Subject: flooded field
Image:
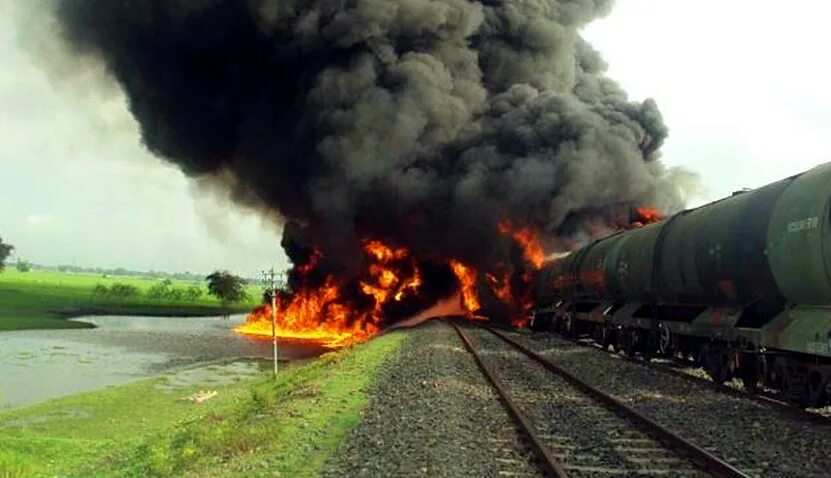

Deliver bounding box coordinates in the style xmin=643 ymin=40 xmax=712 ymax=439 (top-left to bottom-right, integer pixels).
xmin=0 ymin=315 xmax=328 ymax=409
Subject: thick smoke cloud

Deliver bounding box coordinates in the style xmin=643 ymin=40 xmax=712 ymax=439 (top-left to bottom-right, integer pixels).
xmin=50 ymin=0 xmax=689 ymax=293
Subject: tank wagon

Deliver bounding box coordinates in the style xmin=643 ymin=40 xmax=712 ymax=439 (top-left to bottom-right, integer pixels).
xmin=532 ymin=163 xmax=831 ymax=406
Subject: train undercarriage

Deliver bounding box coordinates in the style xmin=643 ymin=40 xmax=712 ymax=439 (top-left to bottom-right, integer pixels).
xmin=532 ymin=301 xmax=831 ymax=408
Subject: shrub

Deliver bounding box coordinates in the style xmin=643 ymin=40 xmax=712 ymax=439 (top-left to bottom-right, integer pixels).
xmin=166 ymin=288 xmax=184 ymax=301
xmin=185 ymin=285 xmax=203 ymax=302
xmin=109 ymin=283 xmax=139 ymax=299
xmin=147 ymin=279 xmax=173 ymax=300
xmin=92 ymin=284 xmax=110 ymax=298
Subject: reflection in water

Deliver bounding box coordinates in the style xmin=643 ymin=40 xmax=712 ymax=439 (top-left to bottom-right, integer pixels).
xmin=0 ymin=315 xmax=327 ymax=409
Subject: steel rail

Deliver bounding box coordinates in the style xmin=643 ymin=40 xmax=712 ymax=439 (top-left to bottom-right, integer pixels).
xmin=450 ymin=322 xmax=567 ymax=478
xmin=644 ymin=356 xmax=831 ymax=424
xmin=484 ymin=326 xmax=752 ymax=478
xmin=552 ymin=331 xmax=831 ymax=426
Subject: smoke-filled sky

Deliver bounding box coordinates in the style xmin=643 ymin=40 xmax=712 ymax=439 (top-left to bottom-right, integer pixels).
xmin=1 ymin=0 xmax=829 ymax=277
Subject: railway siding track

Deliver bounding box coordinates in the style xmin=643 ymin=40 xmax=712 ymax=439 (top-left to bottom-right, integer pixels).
xmin=538 ymin=327 xmax=831 ymax=424
xmin=452 ymin=322 xmax=750 ymax=477
xmin=502 ymin=328 xmax=831 ymax=478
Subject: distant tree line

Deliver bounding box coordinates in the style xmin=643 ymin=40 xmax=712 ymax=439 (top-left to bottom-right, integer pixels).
xmin=2 ymin=254 xmax=260 ymax=284
xmin=46 ymin=264 xmax=209 ymax=282
xmin=90 ymin=272 xmax=248 ymax=306
xmin=91 ymin=280 xmax=205 ymax=302
xmin=29 ymin=264 xmax=257 ymax=283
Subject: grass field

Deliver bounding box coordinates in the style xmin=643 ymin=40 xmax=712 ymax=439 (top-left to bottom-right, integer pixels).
xmin=0 ymin=330 xmax=407 ymax=477
xmin=0 ymin=269 xmax=263 ymax=332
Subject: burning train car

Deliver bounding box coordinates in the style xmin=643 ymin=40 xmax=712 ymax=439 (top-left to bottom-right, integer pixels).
xmin=532 ymin=162 xmax=831 ymax=407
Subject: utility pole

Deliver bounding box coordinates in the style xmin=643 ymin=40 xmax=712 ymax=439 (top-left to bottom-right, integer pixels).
xmin=263 ymin=268 xmax=279 ymax=379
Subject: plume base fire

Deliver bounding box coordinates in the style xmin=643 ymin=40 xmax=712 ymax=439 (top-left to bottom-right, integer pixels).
xmin=233 ymin=210 xmax=661 ymax=348
xmin=234 ymin=303 xmax=377 ymax=349
xmin=233 ymin=225 xmax=549 ymax=348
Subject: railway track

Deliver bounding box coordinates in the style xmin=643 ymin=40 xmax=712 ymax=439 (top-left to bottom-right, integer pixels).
xmin=536 ymin=329 xmax=831 ymax=425
xmin=450 ymin=321 xmax=752 ymax=478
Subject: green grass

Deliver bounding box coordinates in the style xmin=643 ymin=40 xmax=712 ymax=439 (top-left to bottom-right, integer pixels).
xmin=0 ymin=331 xmax=407 ymax=477
xmin=0 ymin=270 xmax=262 ymax=332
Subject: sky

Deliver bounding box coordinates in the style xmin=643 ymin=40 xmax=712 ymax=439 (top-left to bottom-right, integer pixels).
xmin=1 ymin=0 xmax=830 ymax=276
xmin=0 ymin=1 xmax=286 ymax=277
xmin=584 ymin=0 xmax=831 ymax=201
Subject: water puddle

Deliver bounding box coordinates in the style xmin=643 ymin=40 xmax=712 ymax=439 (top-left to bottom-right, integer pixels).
xmin=0 ymin=315 xmax=327 ymax=409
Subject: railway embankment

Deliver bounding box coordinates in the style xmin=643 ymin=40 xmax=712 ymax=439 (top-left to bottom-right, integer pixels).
xmin=323 ymin=320 xmax=539 ymax=477
xmin=0 ymin=331 xmax=406 ymax=477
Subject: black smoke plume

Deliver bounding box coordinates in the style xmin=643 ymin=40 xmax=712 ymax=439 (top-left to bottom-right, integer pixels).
xmin=49 ymin=0 xmax=691 ymax=323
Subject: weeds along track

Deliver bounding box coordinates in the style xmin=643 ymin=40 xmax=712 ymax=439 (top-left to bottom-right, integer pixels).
xmin=451 ymin=322 xmax=751 ymax=478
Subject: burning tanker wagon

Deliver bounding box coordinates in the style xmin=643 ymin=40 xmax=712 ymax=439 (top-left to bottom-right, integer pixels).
xmin=51 ymin=1 xmax=691 ymax=344
xmin=533 ymin=162 xmax=831 ymax=407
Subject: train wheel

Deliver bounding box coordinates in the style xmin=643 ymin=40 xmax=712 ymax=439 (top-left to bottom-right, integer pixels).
xmin=600 ymin=325 xmax=615 ymax=350
xmin=592 ymin=325 xmax=602 ymax=344
xmin=678 ymin=343 xmax=693 ymax=363
xmin=565 ymin=315 xmax=576 ymax=338
xmin=703 ymin=343 xmax=734 ymax=384
xmin=549 ymin=316 xmax=561 ymax=333
xmin=806 ymin=370 xmax=827 ymax=408
xmin=641 ymin=332 xmax=659 ymax=362
xmin=767 ymin=359 xmax=785 ymax=390
xmin=609 ymin=327 xmax=621 ymax=353
xmin=623 ymin=329 xmax=639 ymax=358
xmin=783 ymin=369 xmax=809 ymax=406
xmin=738 ymin=352 xmax=761 ymax=394
xmin=599 ymin=326 xmax=612 ymax=351
xmin=563 ymin=314 xmax=578 ymax=338
xmin=615 ymin=329 xmax=629 ymax=355
xmin=555 ymin=315 xmax=566 ymax=335
xmin=701 ymin=344 xmax=718 ymax=382
xmin=658 ymin=323 xmax=672 ymax=356
xmin=684 ymin=339 xmax=703 ymax=365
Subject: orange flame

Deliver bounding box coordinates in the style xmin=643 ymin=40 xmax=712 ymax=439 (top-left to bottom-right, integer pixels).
xmin=486 ymin=272 xmax=512 ymax=303
xmin=395 ymin=265 xmax=421 ymax=301
xmin=450 ymin=260 xmax=480 ymax=314
xmin=297 ymin=248 xmax=323 ymax=274
xmin=235 ymin=240 xmax=424 ymax=348
xmin=498 ymin=222 xmax=545 ymax=269
xmin=511 ymin=315 xmax=531 ymax=329
xmin=634 ymin=206 xmax=664 ymax=226
xmin=364 ymin=240 xmax=409 ymax=262
xmin=234 ymin=279 xmax=381 ymax=348
xmin=235 ymin=231 xmax=543 ymax=346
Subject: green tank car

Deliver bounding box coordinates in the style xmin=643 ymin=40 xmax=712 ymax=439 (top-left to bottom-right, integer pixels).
xmin=532 ymin=162 xmax=831 ymax=407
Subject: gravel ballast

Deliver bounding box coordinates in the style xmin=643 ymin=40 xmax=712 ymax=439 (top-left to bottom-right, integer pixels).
xmin=506 ymin=330 xmax=831 ymax=478
xmin=322 ymin=321 xmax=540 ymax=478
